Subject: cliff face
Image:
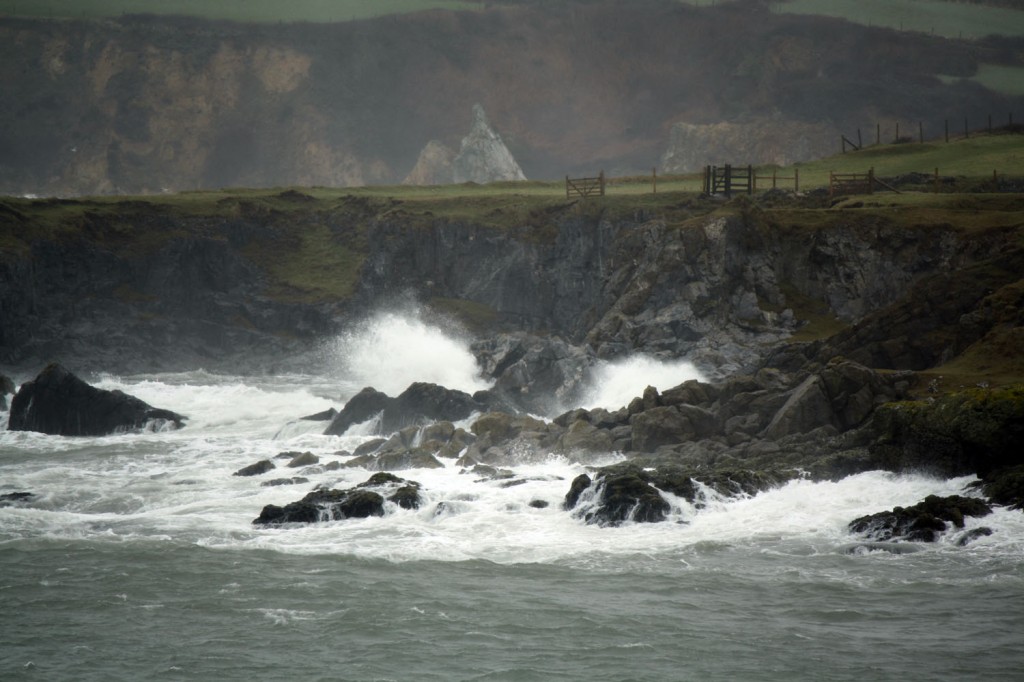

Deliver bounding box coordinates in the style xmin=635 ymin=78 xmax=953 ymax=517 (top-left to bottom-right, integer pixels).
xmin=2 ymin=2 xmax=1020 ymax=197
xmin=3 ymin=191 xmax=1018 ymax=379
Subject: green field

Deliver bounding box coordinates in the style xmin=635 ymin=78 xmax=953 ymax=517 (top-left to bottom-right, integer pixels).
xmin=773 ymin=0 xmax=1024 ymax=38
xmin=0 ymin=0 xmax=477 ymax=23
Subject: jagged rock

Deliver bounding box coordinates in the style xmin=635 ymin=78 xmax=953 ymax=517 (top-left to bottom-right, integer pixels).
xmin=324 ymin=382 xmax=484 ymax=436
xmin=346 ymin=448 xmax=444 ymax=471
xmin=563 ymin=474 xmax=592 ymax=510
xmin=451 ymin=104 xmax=526 ymax=184
xmin=234 ymin=460 xmax=275 ymax=477
xmin=403 ymin=140 xmax=456 ymax=186
xmin=8 ymin=363 xmax=186 ymax=436
xmin=981 ymin=465 xmax=1024 ymax=510
xmin=759 ymin=375 xmax=835 ymax=440
xmin=352 ymin=438 xmax=387 ymax=457
xmin=849 ymin=495 xmax=992 ymax=542
xmin=473 ymin=333 xmax=595 ymax=415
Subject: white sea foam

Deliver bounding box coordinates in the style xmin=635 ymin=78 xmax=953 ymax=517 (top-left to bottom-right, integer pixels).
xmin=582 ymin=355 xmax=705 ymax=411
xmin=2 ymin=371 xmax=1021 ymax=567
xmin=323 ymin=310 xmax=491 ymax=397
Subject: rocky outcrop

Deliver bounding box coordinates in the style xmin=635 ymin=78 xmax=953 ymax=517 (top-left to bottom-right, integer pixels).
xmin=7 ymin=363 xmax=186 ymax=436
xmin=253 ymin=472 xmax=421 ymax=525
xmin=234 ymin=460 xmax=275 ymax=477
xmin=848 ymin=495 xmax=992 ymax=543
xmin=452 ymin=105 xmax=526 ymax=185
xmin=323 ymin=382 xmax=485 ymax=437
xmin=403 ymin=140 xmax=456 ymax=186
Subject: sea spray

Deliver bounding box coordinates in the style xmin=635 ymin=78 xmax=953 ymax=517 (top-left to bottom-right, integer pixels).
xmin=582 ymin=355 xmax=706 ymax=411
xmin=324 ymin=310 xmax=492 ymax=397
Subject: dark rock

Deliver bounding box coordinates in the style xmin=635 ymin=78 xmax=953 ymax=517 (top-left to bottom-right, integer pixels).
xmin=324 ymin=382 xmax=483 ymax=436
xmin=0 ymin=491 xmax=35 ymax=507
xmin=563 ymin=474 xmax=592 ymax=510
xmin=473 ymin=333 xmax=595 ymax=415
xmin=389 ymin=485 xmax=422 ymax=510
xmin=253 ymin=487 xmax=386 ymax=526
xmin=982 ymin=465 xmax=1024 ymax=510
xmin=261 ymin=477 xmax=309 ymax=487
xmin=848 ymin=495 xmax=993 ymax=543
xmin=352 ymin=438 xmax=387 ymax=457
xmin=869 ymin=385 xmax=1024 ymax=478
xmin=8 ymin=363 xmax=186 ymax=436
xmin=629 ymin=404 xmax=716 ymax=451
xmin=0 ymin=373 xmax=14 ymax=411
xmin=529 ymin=499 xmax=550 ymax=509
xmin=587 ymin=467 xmax=670 ymax=525
xmin=323 ymin=387 xmax=391 ymax=436
xmin=955 ymin=527 xmax=993 ymax=546
xmin=233 ymin=460 xmax=275 ymax=477
xmin=287 ymin=452 xmax=319 ymax=468
xmin=301 ymin=407 xmax=338 ymax=422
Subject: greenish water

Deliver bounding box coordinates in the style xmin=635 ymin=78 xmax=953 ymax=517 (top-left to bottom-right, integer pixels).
xmin=2 ymin=356 xmax=1023 ymax=681
xmin=3 ymin=539 xmax=1023 ymax=681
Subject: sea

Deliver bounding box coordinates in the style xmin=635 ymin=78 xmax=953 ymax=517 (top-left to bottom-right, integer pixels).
xmin=2 ymin=312 xmax=1022 ymax=681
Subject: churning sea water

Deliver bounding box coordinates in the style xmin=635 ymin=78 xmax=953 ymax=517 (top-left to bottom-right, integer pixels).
xmin=2 ymin=313 xmax=1022 ymax=681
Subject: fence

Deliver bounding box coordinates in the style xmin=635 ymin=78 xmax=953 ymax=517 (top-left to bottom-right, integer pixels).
xmin=842 ymin=112 xmax=1018 ymax=152
xmin=829 ymin=168 xmax=902 ymax=197
xmin=703 ymin=164 xmax=752 ymax=197
xmin=566 ymin=171 xmax=605 ymax=199
xmin=754 ymin=168 xmax=799 ymax=192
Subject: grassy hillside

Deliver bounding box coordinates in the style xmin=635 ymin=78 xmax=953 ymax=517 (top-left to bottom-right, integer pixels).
xmin=775 ymin=0 xmax=1024 ymax=39
xmin=0 ymin=0 xmax=477 ymax=22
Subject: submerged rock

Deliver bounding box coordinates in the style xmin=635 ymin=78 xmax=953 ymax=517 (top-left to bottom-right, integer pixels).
xmin=8 ymin=363 xmax=186 ymax=436
xmin=0 ymin=491 xmax=35 ymax=507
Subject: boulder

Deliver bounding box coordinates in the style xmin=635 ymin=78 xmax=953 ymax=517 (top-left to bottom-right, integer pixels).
xmin=286 ymin=452 xmax=319 ymax=468
xmin=8 ymin=363 xmax=186 ymax=436
xmin=629 ymin=404 xmax=716 ymax=452
xmin=0 ymin=491 xmax=35 ymax=507
xmin=848 ymin=495 xmax=992 ymax=543
xmin=233 ymin=460 xmax=275 ymax=477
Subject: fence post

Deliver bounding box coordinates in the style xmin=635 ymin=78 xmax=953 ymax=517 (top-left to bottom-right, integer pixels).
xmin=945 ymin=120 xmax=949 ymax=143
xmin=724 ymin=164 xmax=732 ymax=198
xmin=599 ymin=170 xmax=605 ymax=197
xmin=857 ymin=128 xmax=862 ymax=148
xmin=794 ymin=168 xmax=799 ymax=193
xmin=934 ymin=167 xmax=939 ymax=194
xmin=652 ymin=167 xmax=657 ymax=195
xmin=566 ymin=175 xmax=570 ymax=199
xmin=965 ymin=118 xmax=969 ymax=139
xmin=919 ymin=121 xmax=924 ymax=144
xmin=747 ymin=165 xmax=753 ymax=195
xmin=868 ymin=167 xmax=875 ymax=195
xmin=876 ymin=123 xmax=880 ymax=145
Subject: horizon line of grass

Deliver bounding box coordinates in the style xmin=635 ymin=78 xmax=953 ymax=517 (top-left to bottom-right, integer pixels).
xmin=0 ymin=0 xmax=478 ymax=24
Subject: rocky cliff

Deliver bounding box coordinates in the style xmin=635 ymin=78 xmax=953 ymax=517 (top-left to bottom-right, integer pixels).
xmin=2 ymin=189 xmax=1021 ymax=385
xmin=2 ymin=2 xmax=1021 ymax=196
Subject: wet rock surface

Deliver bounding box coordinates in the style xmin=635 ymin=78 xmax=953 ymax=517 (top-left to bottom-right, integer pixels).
xmin=253 ymin=473 xmax=422 ymax=525
xmin=848 ymin=495 xmax=993 ymax=543
xmin=8 ymin=363 xmax=186 ymax=436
